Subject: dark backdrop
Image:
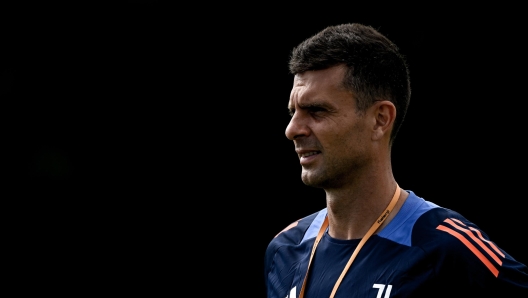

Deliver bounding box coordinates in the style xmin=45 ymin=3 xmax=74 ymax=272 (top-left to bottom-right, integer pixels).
xmin=5 ymin=2 xmax=526 ymax=296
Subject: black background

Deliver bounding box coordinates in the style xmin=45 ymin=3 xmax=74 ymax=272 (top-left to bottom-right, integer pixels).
xmin=5 ymin=2 xmax=527 ymax=296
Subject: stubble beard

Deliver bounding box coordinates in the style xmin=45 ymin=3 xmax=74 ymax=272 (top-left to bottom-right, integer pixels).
xmin=300 ymin=156 xmax=363 ymax=190
xmin=300 ymin=165 xmax=338 ymax=189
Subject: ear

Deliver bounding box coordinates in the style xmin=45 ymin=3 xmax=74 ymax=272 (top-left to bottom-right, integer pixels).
xmin=371 ymin=100 xmax=396 ymax=142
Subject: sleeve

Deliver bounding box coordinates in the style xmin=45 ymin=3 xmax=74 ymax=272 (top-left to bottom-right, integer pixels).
xmin=263 ymin=210 xmax=323 ymax=298
xmin=418 ymin=208 xmax=528 ymax=296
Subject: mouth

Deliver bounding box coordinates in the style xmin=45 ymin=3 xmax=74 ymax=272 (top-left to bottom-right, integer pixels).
xmin=298 ymin=150 xmax=321 ymax=165
xmin=300 ymin=151 xmax=319 ymax=158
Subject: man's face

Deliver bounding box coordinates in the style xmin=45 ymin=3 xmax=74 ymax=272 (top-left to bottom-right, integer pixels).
xmin=286 ymin=65 xmax=375 ymax=189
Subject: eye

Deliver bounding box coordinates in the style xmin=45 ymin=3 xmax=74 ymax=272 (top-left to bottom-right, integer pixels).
xmin=308 ymin=106 xmax=326 ymax=116
xmin=309 ymin=107 xmax=325 ymax=113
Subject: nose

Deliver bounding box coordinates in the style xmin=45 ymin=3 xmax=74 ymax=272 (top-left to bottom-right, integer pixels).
xmin=285 ymin=112 xmax=310 ymax=141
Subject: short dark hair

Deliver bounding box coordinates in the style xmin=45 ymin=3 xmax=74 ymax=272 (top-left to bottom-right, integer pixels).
xmin=288 ymin=23 xmax=411 ymax=145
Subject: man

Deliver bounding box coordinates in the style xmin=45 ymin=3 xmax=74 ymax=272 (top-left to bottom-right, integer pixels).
xmin=264 ymin=23 xmax=528 ymax=298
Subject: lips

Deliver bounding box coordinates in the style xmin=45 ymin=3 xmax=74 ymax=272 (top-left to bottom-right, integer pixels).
xmin=300 ymin=151 xmax=319 ymax=158
xmin=296 ymin=148 xmax=321 ymax=158
xmin=296 ymin=149 xmax=321 ymax=165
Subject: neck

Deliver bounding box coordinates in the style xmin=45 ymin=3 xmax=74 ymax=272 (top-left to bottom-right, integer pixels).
xmin=325 ymin=177 xmax=407 ymax=240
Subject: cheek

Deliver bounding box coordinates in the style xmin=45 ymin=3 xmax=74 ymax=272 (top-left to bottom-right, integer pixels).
xmin=315 ymin=117 xmax=370 ymax=150
xmin=338 ymin=123 xmax=371 ymax=152
xmin=317 ymin=126 xmax=345 ymax=148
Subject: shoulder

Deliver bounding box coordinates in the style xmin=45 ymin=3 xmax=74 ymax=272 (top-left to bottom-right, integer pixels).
xmin=263 ymin=208 xmax=326 ymax=267
xmin=268 ymin=208 xmax=327 ymax=247
xmin=410 ymin=199 xmax=498 ymax=255
xmin=263 ymin=210 xmax=327 ymax=297
xmin=382 ymin=190 xmax=492 ymax=248
xmin=401 ymin=193 xmax=503 ymax=261
xmin=402 ymin=192 xmax=528 ymax=291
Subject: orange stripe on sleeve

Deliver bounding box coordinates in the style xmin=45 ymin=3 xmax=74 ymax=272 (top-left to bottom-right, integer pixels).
xmin=469 ymin=227 xmax=505 ymax=258
xmin=448 ymin=218 xmax=505 ymax=258
xmin=444 ymin=219 xmax=502 ymax=265
xmin=450 ymin=218 xmax=465 ymax=226
xmin=436 ymin=225 xmax=499 ymax=277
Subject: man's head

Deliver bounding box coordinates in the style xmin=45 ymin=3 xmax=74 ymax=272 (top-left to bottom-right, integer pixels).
xmin=288 ymin=23 xmax=411 ymax=145
xmin=286 ymin=23 xmax=411 ymax=189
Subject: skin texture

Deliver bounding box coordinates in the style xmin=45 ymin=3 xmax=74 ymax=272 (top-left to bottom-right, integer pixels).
xmin=286 ymin=64 xmax=408 ymax=240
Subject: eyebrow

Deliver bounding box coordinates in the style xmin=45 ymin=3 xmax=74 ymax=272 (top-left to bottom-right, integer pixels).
xmin=289 ymin=101 xmax=329 ymax=111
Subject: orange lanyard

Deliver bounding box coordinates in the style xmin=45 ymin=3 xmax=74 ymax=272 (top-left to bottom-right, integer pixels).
xmin=298 ymin=185 xmax=401 ymax=298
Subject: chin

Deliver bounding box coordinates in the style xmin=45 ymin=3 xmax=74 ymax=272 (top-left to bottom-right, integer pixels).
xmin=301 ymin=171 xmax=325 ymax=188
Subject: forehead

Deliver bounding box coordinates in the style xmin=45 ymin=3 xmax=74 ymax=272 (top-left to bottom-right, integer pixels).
xmin=289 ymin=65 xmax=352 ymax=107
xmin=293 ymin=64 xmax=346 ymax=89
